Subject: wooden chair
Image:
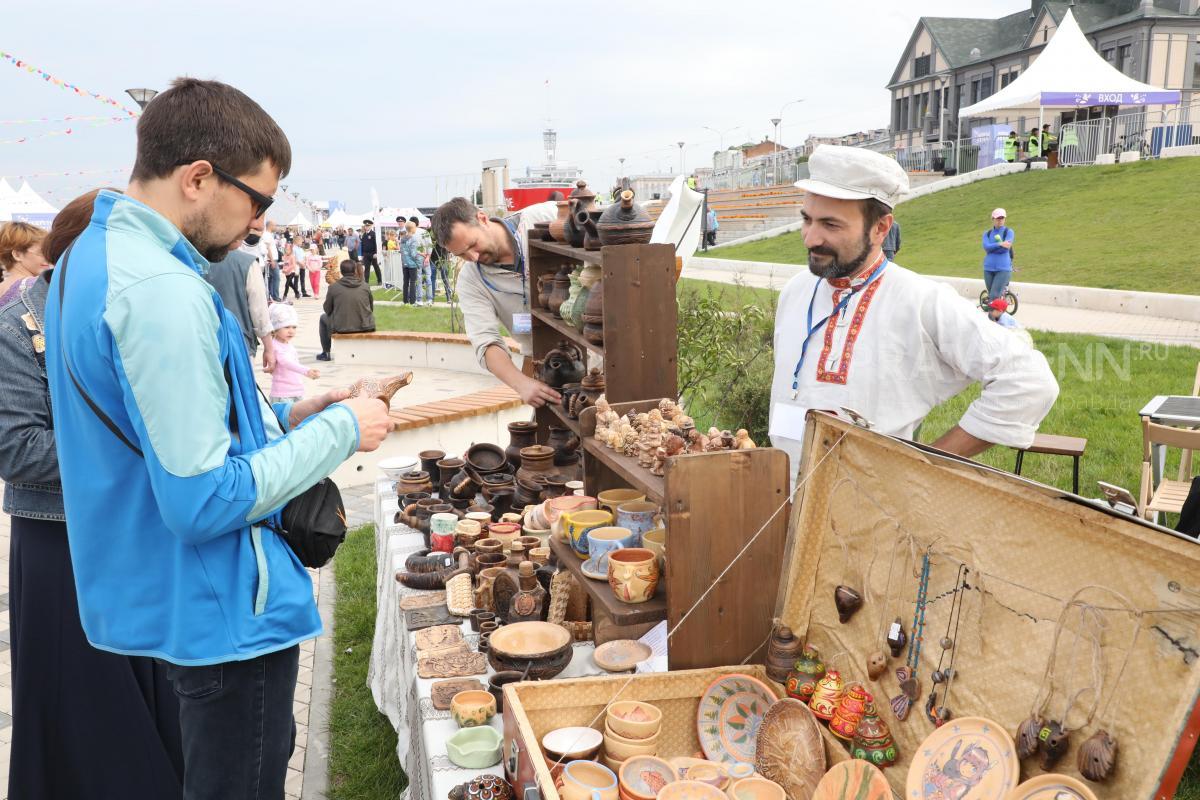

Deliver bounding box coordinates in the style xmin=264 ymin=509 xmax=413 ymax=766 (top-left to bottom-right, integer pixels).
xmin=1139 ymin=417 xmax=1200 ymax=521
xmin=1180 ymin=361 xmax=1200 ymax=480
xmin=1013 ymin=433 xmax=1088 ymax=494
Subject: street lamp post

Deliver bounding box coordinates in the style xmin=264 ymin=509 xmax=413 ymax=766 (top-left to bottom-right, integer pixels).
xmin=125 ymin=88 xmax=158 ymax=110
xmin=677 ymin=141 xmax=685 ymax=176
xmin=770 ymin=118 xmax=782 ymax=185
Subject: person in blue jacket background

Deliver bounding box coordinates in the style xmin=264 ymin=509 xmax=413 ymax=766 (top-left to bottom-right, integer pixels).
xmin=45 ymin=77 xmax=393 ymax=800
xmin=982 ymin=207 xmax=1014 ymax=301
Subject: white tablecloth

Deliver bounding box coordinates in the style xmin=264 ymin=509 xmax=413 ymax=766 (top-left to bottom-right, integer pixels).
xmin=367 ymin=478 xmax=604 ymax=800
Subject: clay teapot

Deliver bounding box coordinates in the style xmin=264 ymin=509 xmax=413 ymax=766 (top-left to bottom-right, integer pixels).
xmin=567 ymin=369 xmax=605 ymax=418
xmin=597 ymin=190 xmax=655 ymax=246
xmin=548 ymin=199 xmax=572 ymax=243
xmin=536 ymin=274 xmax=554 ymax=310
xmin=347 ymin=372 xmax=414 ymax=409
xmin=537 ymin=340 xmax=585 ymax=388
xmin=581 ymin=279 xmax=604 ymax=345
xmin=563 ymin=181 xmax=596 ymax=248
xmin=548 ymin=265 xmax=572 ymax=320
xmin=577 ymin=208 xmax=604 ymax=251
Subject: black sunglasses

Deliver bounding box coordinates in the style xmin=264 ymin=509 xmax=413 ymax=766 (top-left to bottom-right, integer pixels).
xmin=208 ymin=163 xmax=275 ymax=219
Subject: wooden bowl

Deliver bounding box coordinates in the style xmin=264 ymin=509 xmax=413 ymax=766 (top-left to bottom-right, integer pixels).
xmin=606 ymin=700 xmax=663 ymax=740
xmin=487 ymin=621 xmax=573 ymax=679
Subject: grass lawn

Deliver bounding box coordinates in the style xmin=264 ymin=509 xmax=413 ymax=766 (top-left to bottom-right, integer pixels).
xmin=373 ymin=303 xmax=465 ymax=334
xmin=707 ymin=157 xmax=1200 ymax=295
xmin=328 ymin=525 xmax=406 ymax=799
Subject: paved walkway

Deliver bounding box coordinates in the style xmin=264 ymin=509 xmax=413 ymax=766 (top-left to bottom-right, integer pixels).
xmin=684 ymin=263 xmax=1200 ymax=348
xmin=0 ymin=289 xmax=485 ymax=799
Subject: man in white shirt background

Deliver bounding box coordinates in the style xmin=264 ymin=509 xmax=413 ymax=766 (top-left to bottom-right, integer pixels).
xmin=769 ymin=145 xmax=1059 ymax=482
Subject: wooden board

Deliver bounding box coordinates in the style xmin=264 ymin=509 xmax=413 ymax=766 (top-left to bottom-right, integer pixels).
xmin=528 ymin=239 xmax=603 ymax=266
xmin=548 ymin=535 xmax=667 ymax=628
xmin=600 ymin=244 xmax=678 ymax=404
xmin=578 ymin=401 xmax=666 ymax=504
xmin=663 ymin=447 xmax=790 ymax=670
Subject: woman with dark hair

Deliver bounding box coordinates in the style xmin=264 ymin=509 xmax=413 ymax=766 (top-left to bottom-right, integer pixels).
xmin=0 ymin=189 xmax=184 ymax=799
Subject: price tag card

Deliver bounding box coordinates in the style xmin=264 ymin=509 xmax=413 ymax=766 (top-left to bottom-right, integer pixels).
xmin=511 ymin=312 xmax=532 ymax=335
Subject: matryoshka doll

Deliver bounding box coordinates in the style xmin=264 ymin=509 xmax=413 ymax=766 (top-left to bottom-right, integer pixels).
xmin=829 ymin=683 xmax=871 ymax=740
xmin=851 ymin=701 xmax=898 ymax=769
xmin=786 ymin=645 xmax=826 ymax=703
xmin=808 ymin=669 xmax=845 ymax=722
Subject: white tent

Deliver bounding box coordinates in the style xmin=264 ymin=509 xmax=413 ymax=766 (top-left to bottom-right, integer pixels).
xmin=13 ymin=181 xmax=58 ymax=214
xmin=322 ymin=209 xmax=356 ymax=229
xmin=287 ymin=212 xmax=312 ymax=228
xmin=959 ymin=8 xmax=1180 ymax=120
xmin=0 ymin=179 xmax=18 ymax=209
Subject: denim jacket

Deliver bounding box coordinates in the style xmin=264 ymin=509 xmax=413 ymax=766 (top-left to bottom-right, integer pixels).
xmin=0 ymin=272 xmax=64 ymax=520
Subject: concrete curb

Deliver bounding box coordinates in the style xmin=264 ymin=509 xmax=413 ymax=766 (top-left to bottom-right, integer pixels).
xmin=301 ymin=559 xmax=337 ymax=800
xmin=686 ymin=256 xmax=1200 ymax=321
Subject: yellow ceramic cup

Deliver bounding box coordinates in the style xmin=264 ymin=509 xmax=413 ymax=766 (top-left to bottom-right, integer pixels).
xmin=607 ymin=548 xmax=660 ymax=604
xmin=597 ymin=488 xmax=646 ymax=517
xmin=563 ymin=509 xmax=614 ymax=558
xmin=561 ymin=760 xmax=619 ymax=800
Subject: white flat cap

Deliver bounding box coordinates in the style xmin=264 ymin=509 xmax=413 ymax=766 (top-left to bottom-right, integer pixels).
xmin=795 ymin=144 xmax=909 ymax=208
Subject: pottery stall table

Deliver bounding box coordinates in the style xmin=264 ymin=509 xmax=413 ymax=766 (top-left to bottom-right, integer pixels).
xmin=368 ymin=483 xmax=608 ymax=800
xmin=499 ymin=412 xmax=1200 ymax=800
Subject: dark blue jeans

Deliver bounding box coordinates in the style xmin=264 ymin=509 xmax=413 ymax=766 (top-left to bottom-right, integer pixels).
xmin=163 ymin=645 xmax=299 ymax=800
xmin=984 ymin=269 xmax=1011 ymax=301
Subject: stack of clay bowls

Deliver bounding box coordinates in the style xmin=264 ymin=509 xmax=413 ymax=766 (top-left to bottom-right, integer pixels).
xmin=603 ymin=700 xmax=663 ymax=774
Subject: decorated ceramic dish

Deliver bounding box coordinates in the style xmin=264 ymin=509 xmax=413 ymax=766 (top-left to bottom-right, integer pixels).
xmin=906 ymin=716 xmax=1019 ymax=800
xmin=753 ymin=698 xmax=826 ymax=800
xmin=594 ymin=640 xmax=653 ymax=673
xmin=696 ymin=673 xmax=778 ymax=765
xmin=1002 ymin=774 xmax=1099 ymax=800
xmin=582 ymin=556 xmax=609 ymax=581
xmin=619 ymin=755 xmax=677 ymax=800
xmin=811 ymin=759 xmax=891 ymax=800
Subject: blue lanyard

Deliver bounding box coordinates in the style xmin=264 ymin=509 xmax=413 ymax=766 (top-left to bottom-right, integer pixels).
xmin=791 ymin=257 xmax=889 ymax=396
xmin=475 ymin=217 xmax=528 ymax=309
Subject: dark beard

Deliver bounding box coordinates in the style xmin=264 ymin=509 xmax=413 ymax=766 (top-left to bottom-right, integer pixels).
xmin=184 ymin=207 xmax=245 ymax=263
xmin=807 ymin=229 xmax=874 ymax=280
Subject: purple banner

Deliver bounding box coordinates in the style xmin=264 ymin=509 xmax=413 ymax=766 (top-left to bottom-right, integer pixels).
xmin=9 ymin=212 xmax=55 ymax=230
xmin=1041 ymin=90 xmax=1181 ymax=106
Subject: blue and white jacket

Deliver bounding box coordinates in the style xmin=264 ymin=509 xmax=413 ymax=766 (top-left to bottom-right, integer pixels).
xmin=45 ymin=191 xmax=360 ymax=666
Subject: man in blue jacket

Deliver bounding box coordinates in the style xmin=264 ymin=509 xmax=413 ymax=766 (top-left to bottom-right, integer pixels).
xmin=44 ymin=77 xmax=393 ymax=799
xmin=982 ymin=207 xmax=1014 ymax=302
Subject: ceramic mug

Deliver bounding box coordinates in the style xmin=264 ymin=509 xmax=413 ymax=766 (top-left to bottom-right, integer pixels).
xmin=561 ymin=760 xmax=619 ymax=800
xmin=607 ymin=548 xmax=660 ymax=604
xmin=597 ymin=488 xmax=646 ymax=517
xmin=563 ymin=510 xmax=614 ymax=558
xmin=730 ymin=777 xmax=785 ymax=800
xmin=615 ymin=501 xmax=658 ymax=546
xmin=566 ymin=480 xmax=585 ymax=496
xmin=488 ymin=521 xmax=521 ymax=550
xmin=450 ymin=689 xmax=496 ymax=728
xmin=430 ymin=512 xmax=458 ymax=553
xmin=587 ymin=527 xmax=637 ymax=574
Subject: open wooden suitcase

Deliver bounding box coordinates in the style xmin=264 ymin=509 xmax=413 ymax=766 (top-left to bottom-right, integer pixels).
xmin=502 ymin=411 xmax=1200 ymax=799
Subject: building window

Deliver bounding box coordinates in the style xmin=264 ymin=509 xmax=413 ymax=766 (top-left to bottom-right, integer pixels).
xmin=944 ymin=87 xmax=952 ymax=112
xmin=980 ymin=75 xmax=994 ymax=99
xmin=971 ymin=79 xmax=981 ymax=103
xmin=1102 ymin=47 xmax=1115 ymax=63
xmin=901 ymin=96 xmax=911 ymax=130
xmin=915 ymin=54 xmax=931 ymax=78
xmin=1118 ymin=44 xmax=1132 ymax=75
xmin=957 ymin=84 xmax=967 ymax=109
xmin=1000 ymin=69 xmax=1020 ymax=88
xmin=894 ymin=97 xmax=903 ymax=131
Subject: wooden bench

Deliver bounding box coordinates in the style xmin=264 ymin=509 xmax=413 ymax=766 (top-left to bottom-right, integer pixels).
xmin=388 ymin=386 xmax=522 ymax=433
xmin=1013 ymin=433 xmax=1088 ymax=495
xmin=332 ymin=330 xmax=521 ymax=353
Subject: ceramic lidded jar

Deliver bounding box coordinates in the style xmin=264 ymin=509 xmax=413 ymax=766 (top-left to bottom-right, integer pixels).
xmin=808 ymin=669 xmax=845 ymax=721
xmin=398 ymin=470 xmax=434 ymax=496
xmin=505 ymin=420 xmax=539 ymax=469
xmin=516 ymin=444 xmax=556 ymax=484
xmin=786 ymin=645 xmax=826 ymax=702
xmin=597 ymin=189 xmax=655 ymax=246
xmin=548 ymin=264 xmax=572 ymax=319
xmin=764 ymin=625 xmax=804 ymax=684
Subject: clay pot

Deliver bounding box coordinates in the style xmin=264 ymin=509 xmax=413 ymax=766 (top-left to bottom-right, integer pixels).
xmin=448 ymin=469 xmax=480 ymax=500
xmin=474 ymin=566 xmax=506 ymax=611
xmin=466 ymin=443 xmax=508 ymax=476
xmin=486 ymin=621 xmax=573 ymax=679
xmin=398 ymin=470 xmax=434 ymax=496
xmin=419 ymin=450 xmax=446 ymax=480
xmin=437 ymin=457 xmax=465 ymax=495
xmin=487 ymin=521 xmax=521 ymax=551
xmin=536 ymin=274 xmax=554 ymax=310
xmin=532 ymin=221 xmax=553 ymax=242
xmin=581 ymin=279 xmax=604 ymax=345
xmin=765 ymin=625 xmax=804 ymax=684
xmin=542 ymin=474 xmax=569 ymax=500
xmin=607 ymin=547 xmax=660 ymax=604
xmin=489 ymin=489 xmax=516 ymax=520
xmin=505 ymin=421 xmax=539 ymax=469
xmin=583 ymin=322 xmax=604 ymax=346
xmin=597 ymin=190 xmax=655 ymax=246
xmin=563 ymin=181 xmax=596 ymax=248
xmin=488 ymin=671 xmax=524 ymax=714
xmin=548 ymin=265 xmax=572 ymax=319
xmin=579 ymin=208 xmax=604 ymax=251
xmin=475 ymin=552 xmax=508 ymax=572
xmin=474 ymin=538 xmax=504 ymax=556
xmin=568 ymin=368 xmax=605 ymax=418
xmin=481 ymin=472 xmax=515 ymax=502
xmin=516 ymin=445 xmax=556 ymax=484
xmin=513 ymin=478 xmax=543 ymax=509
xmin=547 ymin=424 xmax=581 ymax=467
xmin=539 ymin=341 xmax=586 ymax=388
xmin=451 ymin=689 xmax=496 ymax=728
xmin=548 ymin=199 xmax=572 ymax=244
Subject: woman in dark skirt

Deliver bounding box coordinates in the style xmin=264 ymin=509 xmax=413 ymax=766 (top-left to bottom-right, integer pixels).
xmin=0 ymin=192 xmax=184 ymax=799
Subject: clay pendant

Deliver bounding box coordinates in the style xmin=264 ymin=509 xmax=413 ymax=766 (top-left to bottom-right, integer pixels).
xmin=1016 ymin=714 xmax=1044 ymax=760
xmin=348 ymin=372 xmax=414 ymax=409
xmin=890 ymin=666 xmax=919 ymax=721
xmin=1078 ymin=728 xmax=1117 ymax=782
xmin=886 ymin=617 xmax=908 ymax=658
xmin=924 ymin=690 xmax=951 ymax=727
xmin=866 ymin=651 xmax=888 ymax=680
xmin=1038 ymin=719 xmax=1070 ymax=771
xmin=834 ymin=585 xmax=863 ymax=623
xmin=890 ymin=692 xmax=912 ymax=722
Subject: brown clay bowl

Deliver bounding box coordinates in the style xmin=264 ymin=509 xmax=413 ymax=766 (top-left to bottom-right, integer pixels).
xmin=486 ymin=621 xmax=573 ymax=679
xmin=466 ymin=443 xmax=508 ymax=475
xmin=475 ymin=552 xmax=508 ymax=571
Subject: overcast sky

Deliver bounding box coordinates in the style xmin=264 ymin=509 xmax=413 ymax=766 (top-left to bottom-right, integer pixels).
xmin=2 ymin=0 xmax=1023 ymax=218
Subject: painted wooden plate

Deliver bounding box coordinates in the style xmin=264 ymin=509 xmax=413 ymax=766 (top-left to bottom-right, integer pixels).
xmin=754 ymin=698 xmax=826 ymax=800
xmin=812 ymin=759 xmax=891 ymax=800
xmin=594 ymin=639 xmax=653 ymax=673
xmin=906 ymin=716 xmax=1019 ymax=799
xmin=1003 ymin=774 xmax=1099 ymax=800
xmin=696 ymin=673 xmax=778 ymax=765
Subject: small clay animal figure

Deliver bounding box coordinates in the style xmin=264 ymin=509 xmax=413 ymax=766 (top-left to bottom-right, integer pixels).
xmin=734 ymin=429 xmax=757 ymax=449
xmin=347 ymin=372 xmax=414 ymax=408
xmin=866 ymin=651 xmax=888 ymax=680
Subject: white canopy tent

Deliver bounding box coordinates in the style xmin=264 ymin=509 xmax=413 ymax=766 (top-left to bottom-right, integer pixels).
xmin=13 ymin=181 xmax=58 ymax=214
xmin=958 ymin=8 xmax=1180 ymax=142
xmin=287 ymin=211 xmax=312 ymax=228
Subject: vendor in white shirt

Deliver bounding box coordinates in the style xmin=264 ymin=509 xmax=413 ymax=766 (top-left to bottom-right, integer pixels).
xmin=432 ymin=196 xmax=561 ymax=407
xmin=769 ymin=145 xmax=1058 ymax=482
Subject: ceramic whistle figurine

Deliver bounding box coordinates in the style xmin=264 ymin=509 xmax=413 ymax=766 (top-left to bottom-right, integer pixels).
xmin=851 ymin=702 xmax=898 ymax=769
xmin=866 ymin=651 xmax=888 ymax=681
xmin=786 ymin=645 xmax=826 ymax=703
xmin=1078 ymin=729 xmax=1117 ymax=782
xmin=809 ymin=670 xmax=845 ymax=722
xmin=834 ymin=585 xmax=863 ymax=623
xmin=830 ymin=683 xmax=872 ymax=740
xmin=734 ymin=429 xmax=757 ymax=449
xmin=348 ymin=372 xmax=414 ymax=409
xmin=1038 ymin=719 xmax=1070 ymax=770
xmin=890 ymin=666 xmax=920 ymax=722
xmin=886 ymin=618 xmax=908 ymax=658
xmin=1016 ymin=714 xmax=1044 ymax=760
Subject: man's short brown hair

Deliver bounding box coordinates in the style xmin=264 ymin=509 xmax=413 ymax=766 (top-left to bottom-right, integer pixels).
xmin=431 ymin=197 xmax=481 ymax=246
xmin=130 ymin=77 xmax=292 ymax=182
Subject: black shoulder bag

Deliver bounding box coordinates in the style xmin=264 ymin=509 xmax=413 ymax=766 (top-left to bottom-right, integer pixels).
xmin=57 ymin=244 xmax=347 ymax=568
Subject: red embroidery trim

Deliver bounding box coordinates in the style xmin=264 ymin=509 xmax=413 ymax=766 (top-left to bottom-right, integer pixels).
xmin=815 ymin=273 xmax=886 ymax=385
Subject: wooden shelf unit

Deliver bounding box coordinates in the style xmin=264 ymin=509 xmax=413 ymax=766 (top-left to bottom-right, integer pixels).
xmin=577 ymin=401 xmax=791 ymax=671
xmin=527 ymin=238 xmax=678 ymax=447
xmin=548 ymin=536 xmax=667 ymax=627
